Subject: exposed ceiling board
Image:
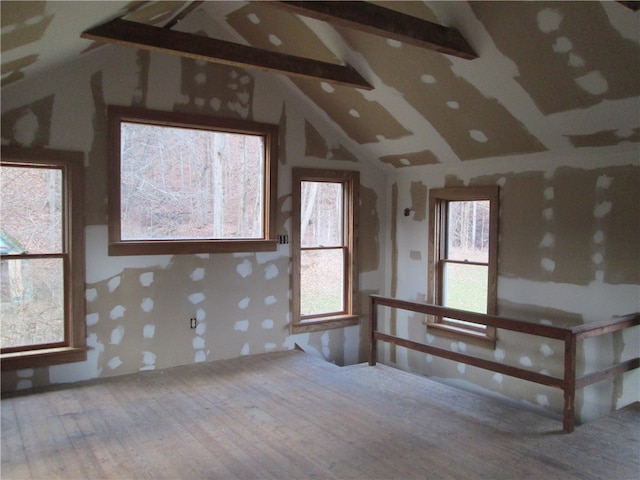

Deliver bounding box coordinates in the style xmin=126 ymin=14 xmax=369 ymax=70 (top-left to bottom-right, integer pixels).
xmin=471 ymin=2 xmax=640 ymax=115
xmin=271 ymin=1 xmax=477 ymax=59
xmin=228 ymin=2 xmax=412 ymax=145
xmin=337 ymin=27 xmax=547 ymax=161
xmin=82 ymin=18 xmax=372 ymax=89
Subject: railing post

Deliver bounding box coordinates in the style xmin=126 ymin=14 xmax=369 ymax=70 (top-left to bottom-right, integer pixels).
xmin=369 ymin=295 xmax=377 ymax=366
xmin=563 ymin=334 xmax=577 ymax=433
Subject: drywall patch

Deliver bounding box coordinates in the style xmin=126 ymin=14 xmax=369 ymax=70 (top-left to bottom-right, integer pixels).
xmin=107 ymin=276 xmax=121 ymax=292
xmin=123 ymin=2 xmax=187 ymax=26
xmin=304 ymin=120 xmax=358 ymax=162
xmin=575 ymin=71 xmax=609 ymax=96
xmin=1 ymin=1 xmax=53 ymax=53
xmin=110 ymin=305 xmax=126 ymax=320
xmin=379 ymin=150 xmax=439 ymax=168
xmin=235 ymin=320 xmax=249 ymax=332
xmin=132 ymin=50 xmax=150 ymax=107
xmin=471 ymin=3 xmax=640 ymax=114
xmin=141 ymin=351 xmax=156 ymax=370
xmin=86 ymin=71 xmax=109 ymax=225
xmin=567 ymin=128 xmax=640 ymax=148
xmin=1 ymin=95 xmax=54 ymax=147
xmin=139 ymin=272 xmax=154 ymax=287
xmin=409 ymin=250 xmax=422 ymax=261
xmin=498 ymin=172 xmax=549 ymax=281
xmin=175 ymin=57 xmax=254 ymax=119
xmin=359 ymin=186 xmax=380 ymax=272
xmin=409 ymin=181 xmax=428 ymax=222
xmin=264 ymin=264 xmax=279 ymax=280
xmin=1 ymin=55 xmax=38 ymax=87
xmin=237 ymin=259 xmax=252 ymax=278
xmin=278 ymin=103 xmax=287 ymax=165
xmin=190 ymin=267 xmax=205 ymax=281
xmin=276 ymin=193 xmax=292 ymax=238
xmin=86 ymin=288 xmax=98 ymax=302
xmin=141 ymin=298 xmax=154 ymax=312
xmin=86 ymin=313 xmax=99 ymax=326
xmin=340 ymin=27 xmax=545 ymax=160
xmin=143 ymin=324 xmax=155 ymax=339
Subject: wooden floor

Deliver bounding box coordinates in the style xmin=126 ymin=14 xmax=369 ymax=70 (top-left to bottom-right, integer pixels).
xmin=2 ymin=350 xmax=638 ymax=480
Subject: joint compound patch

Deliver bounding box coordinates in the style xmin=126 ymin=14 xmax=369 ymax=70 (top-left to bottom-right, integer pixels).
xmin=237 ymin=259 xmax=252 ymax=278
xmin=264 ymin=264 xmax=278 ymax=279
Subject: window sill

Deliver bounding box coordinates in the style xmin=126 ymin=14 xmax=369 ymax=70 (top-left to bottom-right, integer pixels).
xmin=109 ymin=239 xmax=278 ymax=256
xmin=425 ymin=322 xmax=496 ymax=349
xmin=292 ymin=314 xmax=360 ymax=334
xmin=1 ymin=347 xmax=88 ymax=371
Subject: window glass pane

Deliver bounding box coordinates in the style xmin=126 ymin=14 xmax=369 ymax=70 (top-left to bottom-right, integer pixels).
xmin=300 ymin=248 xmax=344 ymax=316
xmin=1 ymin=258 xmax=65 ymax=348
xmin=447 ymin=200 xmax=489 ymax=262
xmin=1 ymin=165 xmax=63 ymax=254
xmin=442 ymin=262 xmax=488 ymax=314
xmin=300 ymin=181 xmax=343 ymax=248
xmin=120 ymin=122 xmax=264 ymax=240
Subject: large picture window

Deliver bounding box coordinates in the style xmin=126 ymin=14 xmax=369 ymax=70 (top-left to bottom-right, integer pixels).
xmin=108 ymin=106 xmax=278 ymax=255
xmin=1 ymin=146 xmax=86 ymax=370
xmin=427 ymin=186 xmax=499 ymax=346
xmin=292 ymin=169 xmax=359 ymax=333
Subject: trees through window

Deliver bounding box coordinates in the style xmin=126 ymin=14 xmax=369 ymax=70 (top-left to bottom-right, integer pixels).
xmin=427 ymin=186 xmax=498 ymax=346
xmin=292 ymin=168 xmax=359 ymax=333
xmin=1 ymin=146 xmax=86 ymax=370
xmin=108 ymin=107 xmax=278 ymax=255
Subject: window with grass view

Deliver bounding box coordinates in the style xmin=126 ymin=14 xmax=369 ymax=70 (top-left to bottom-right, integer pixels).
xmin=108 ymin=107 xmax=278 ymax=255
xmin=292 ymin=169 xmax=359 ymax=333
xmin=1 ymin=147 xmax=85 ymax=369
xmin=428 ymin=186 xmax=498 ymax=344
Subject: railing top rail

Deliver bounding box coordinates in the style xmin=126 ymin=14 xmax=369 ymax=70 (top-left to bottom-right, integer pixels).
xmin=370 ymin=295 xmax=570 ymax=340
xmin=371 ymin=295 xmax=640 ymax=341
xmin=569 ymin=312 xmax=640 ymax=338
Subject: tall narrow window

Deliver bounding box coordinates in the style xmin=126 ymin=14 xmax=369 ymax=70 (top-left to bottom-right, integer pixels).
xmin=427 ymin=186 xmax=498 ymax=346
xmin=292 ymin=169 xmax=359 ymax=333
xmin=108 ymin=106 xmax=278 ymax=255
xmin=1 ymin=147 xmax=86 ymax=370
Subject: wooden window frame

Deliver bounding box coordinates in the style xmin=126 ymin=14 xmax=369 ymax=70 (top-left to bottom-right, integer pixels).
xmin=107 ymin=106 xmax=278 ymax=256
xmin=292 ymin=168 xmax=359 ymax=333
xmin=1 ymin=146 xmax=87 ymax=370
xmin=427 ymin=186 xmax=499 ymax=348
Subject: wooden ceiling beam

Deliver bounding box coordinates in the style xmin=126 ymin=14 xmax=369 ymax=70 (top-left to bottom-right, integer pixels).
xmin=81 ymin=18 xmax=373 ymax=90
xmin=272 ymin=1 xmax=477 ymax=60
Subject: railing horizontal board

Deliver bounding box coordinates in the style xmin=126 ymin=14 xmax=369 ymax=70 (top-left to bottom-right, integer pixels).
xmin=570 ymin=313 xmax=640 ymax=339
xmin=374 ymin=331 xmax=566 ymax=388
xmin=575 ymin=357 xmax=640 ymax=390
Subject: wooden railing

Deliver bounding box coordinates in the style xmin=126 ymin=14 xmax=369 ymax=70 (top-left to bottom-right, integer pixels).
xmin=368 ymin=294 xmax=640 ymax=433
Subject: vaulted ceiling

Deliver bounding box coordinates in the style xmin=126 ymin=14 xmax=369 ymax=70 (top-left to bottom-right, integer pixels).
xmin=2 ymin=1 xmax=639 ymax=171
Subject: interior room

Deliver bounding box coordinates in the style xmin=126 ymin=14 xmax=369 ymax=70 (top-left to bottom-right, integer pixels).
xmin=1 ymin=1 xmax=639 ymax=478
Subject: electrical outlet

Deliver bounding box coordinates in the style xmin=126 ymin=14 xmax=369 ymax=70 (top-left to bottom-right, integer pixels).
xmin=190 ymin=318 xmax=197 ymax=329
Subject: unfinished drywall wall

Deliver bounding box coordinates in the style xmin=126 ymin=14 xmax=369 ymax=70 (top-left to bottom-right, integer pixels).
xmin=0 ymin=32 xmax=386 ymax=392
xmin=384 ymin=152 xmax=639 ymax=423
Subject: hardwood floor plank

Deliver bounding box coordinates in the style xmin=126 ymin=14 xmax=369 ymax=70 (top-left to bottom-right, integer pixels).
xmin=2 ymin=350 xmax=638 ymax=480
xmin=1 ymin=400 xmax=32 ymax=479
